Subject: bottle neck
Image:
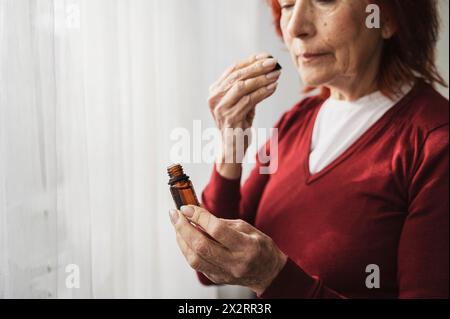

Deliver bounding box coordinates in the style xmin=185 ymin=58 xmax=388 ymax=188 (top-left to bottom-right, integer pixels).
xmin=168 ymin=174 xmax=189 ymax=185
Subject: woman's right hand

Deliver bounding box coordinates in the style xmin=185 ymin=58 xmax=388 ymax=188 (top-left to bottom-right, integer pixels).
xmin=208 ymin=53 xmax=281 ymax=179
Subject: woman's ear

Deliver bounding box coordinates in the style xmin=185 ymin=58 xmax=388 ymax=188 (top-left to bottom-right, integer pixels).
xmin=381 ymin=15 xmax=397 ymax=39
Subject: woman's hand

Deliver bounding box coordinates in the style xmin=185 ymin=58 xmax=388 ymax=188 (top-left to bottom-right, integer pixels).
xmin=208 ymin=53 xmax=281 ymax=179
xmin=169 ymin=205 xmax=287 ymax=296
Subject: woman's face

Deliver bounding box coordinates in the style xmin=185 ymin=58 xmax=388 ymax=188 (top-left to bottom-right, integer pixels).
xmin=279 ymin=0 xmax=389 ymax=89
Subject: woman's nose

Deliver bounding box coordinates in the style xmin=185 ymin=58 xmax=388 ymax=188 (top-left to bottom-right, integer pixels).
xmin=287 ymin=1 xmax=316 ymax=39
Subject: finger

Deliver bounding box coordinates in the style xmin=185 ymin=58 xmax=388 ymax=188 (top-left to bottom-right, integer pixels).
xmin=213 ymin=93 xmax=250 ymax=126
xmin=229 ymin=82 xmax=278 ymax=122
xmin=208 ymin=54 xmax=274 ymax=107
xmin=175 ymin=211 xmax=234 ymax=266
xmin=210 ymin=53 xmax=271 ymax=92
xmin=216 ymin=70 xmax=280 ymax=112
xmin=224 ymin=219 xmax=255 ymax=234
xmin=246 ymin=108 xmax=256 ymax=123
xmin=180 ymin=205 xmax=246 ymax=248
xmin=175 ymin=231 xmax=223 ymax=275
xmin=201 ymin=271 xmax=224 ymax=285
xmin=221 ymin=82 xmax=277 ymax=124
xmin=225 ymin=219 xmax=272 ymax=244
xmin=218 ymin=57 xmax=279 ymax=94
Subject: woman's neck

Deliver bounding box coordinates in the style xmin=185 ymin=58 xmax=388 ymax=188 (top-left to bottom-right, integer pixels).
xmin=328 ymin=79 xmax=379 ymax=102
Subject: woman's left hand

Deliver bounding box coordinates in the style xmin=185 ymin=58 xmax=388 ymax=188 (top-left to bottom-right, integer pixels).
xmin=169 ymin=205 xmax=287 ymax=296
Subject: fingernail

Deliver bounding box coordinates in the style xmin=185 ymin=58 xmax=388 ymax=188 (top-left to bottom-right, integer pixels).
xmin=267 ymin=82 xmax=278 ymax=91
xmin=180 ymin=205 xmax=195 ymax=217
xmin=262 ymin=58 xmax=277 ymax=68
xmin=274 ymin=63 xmax=282 ymax=71
xmin=169 ymin=209 xmax=179 ymax=224
xmin=266 ymin=70 xmax=281 ymax=79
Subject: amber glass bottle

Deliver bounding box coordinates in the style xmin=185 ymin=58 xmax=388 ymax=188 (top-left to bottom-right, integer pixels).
xmin=167 ymin=164 xmax=219 ymax=243
xmin=167 ymin=164 xmax=200 ymax=209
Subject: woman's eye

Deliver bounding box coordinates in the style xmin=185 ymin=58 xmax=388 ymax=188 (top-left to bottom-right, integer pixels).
xmin=280 ymin=3 xmax=294 ymax=10
xmin=279 ymin=0 xmax=295 ymax=10
xmin=315 ymin=0 xmax=336 ymax=4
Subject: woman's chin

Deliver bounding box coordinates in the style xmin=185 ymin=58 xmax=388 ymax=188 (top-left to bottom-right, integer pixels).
xmin=298 ymin=68 xmax=332 ymax=85
xmin=300 ymin=75 xmax=332 ymax=88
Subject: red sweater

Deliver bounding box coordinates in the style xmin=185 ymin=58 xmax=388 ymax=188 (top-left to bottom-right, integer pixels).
xmin=199 ymin=80 xmax=449 ymax=299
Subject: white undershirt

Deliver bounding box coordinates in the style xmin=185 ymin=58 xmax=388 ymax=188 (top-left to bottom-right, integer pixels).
xmin=309 ymin=85 xmax=412 ymax=175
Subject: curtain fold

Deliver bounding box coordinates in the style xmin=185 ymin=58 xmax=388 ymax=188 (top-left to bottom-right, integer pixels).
xmin=0 ymin=0 xmax=268 ymax=299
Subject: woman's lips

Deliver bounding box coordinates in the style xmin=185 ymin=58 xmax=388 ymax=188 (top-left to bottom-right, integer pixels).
xmin=300 ymin=52 xmax=330 ymax=63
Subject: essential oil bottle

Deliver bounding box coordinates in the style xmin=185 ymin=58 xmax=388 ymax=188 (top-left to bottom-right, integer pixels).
xmin=167 ymin=164 xmax=220 ymax=243
xmin=167 ymin=164 xmax=200 ymax=209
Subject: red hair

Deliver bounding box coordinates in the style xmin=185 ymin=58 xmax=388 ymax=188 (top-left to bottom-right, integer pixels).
xmin=268 ymin=0 xmax=447 ymax=99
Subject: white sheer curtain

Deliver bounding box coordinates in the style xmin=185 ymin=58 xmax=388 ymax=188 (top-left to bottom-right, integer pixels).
xmin=0 ymin=0 xmax=448 ymax=299
xmin=0 ymin=0 xmax=300 ymax=299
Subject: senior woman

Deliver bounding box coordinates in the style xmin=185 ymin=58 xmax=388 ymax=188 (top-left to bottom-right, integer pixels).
xmin=169 ymin=0 xmax=448 ymax=298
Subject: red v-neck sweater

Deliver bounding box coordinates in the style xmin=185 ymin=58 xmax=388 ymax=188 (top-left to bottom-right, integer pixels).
xmin=198 ymin=80 xmax=449 ymax=299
